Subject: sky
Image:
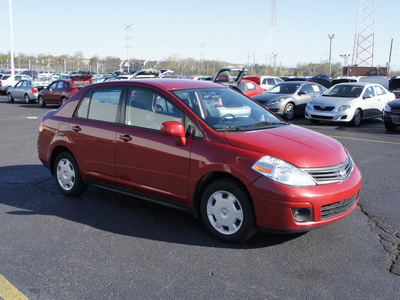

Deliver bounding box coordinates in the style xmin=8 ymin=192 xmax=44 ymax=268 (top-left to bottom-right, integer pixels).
xmin=1 ymin=0 xmax=400 ymax=71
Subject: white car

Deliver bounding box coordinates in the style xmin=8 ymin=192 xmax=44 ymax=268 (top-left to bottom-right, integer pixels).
xmin=305 ymin=82 xmax=396 ymax=126
xmin=244 ymin=76 xmax=283 ymax=90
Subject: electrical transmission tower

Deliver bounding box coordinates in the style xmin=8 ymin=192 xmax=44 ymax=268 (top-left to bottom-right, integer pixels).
xmin=266 ymin=0 xmax=277 ymax=74
xmin=352 ymin=0 xmax=376 ymax=67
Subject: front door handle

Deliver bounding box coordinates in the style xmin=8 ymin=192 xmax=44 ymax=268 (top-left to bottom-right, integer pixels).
xmin=119 ymin=134 xmax=132 ymax=142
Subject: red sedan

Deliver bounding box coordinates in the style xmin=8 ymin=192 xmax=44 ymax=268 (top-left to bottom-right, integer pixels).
xmin=37 ymin=79 xmax=361 ymax=243
xmin=238 ymin=79 xmax=266 ymax=97
xmin=38 ymin=75 xmax=92 ymax=107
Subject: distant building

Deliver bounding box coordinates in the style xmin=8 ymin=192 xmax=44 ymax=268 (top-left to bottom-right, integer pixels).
xmin=343 ymin=66 xmax=388 ymax=77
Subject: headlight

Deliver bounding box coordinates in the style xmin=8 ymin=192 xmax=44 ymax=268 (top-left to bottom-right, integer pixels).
xmin=252 ymin=156 xmax=316 ymax=186
xmin=384 ymin=104 xmax=392 ymax=112
xmin=337 ymin=105 xmax=351 ymax=112
xmin=306 ymin=102 xmax=313 ymax=109
xmin=269 ymin=98 xmax=284 ymax=105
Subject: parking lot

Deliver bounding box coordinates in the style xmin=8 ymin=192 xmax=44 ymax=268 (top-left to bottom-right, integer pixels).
xmin=0 ymin=94 xmax=399 ymax=299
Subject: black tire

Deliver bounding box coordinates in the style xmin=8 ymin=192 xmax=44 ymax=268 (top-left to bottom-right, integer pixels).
xmin=38 ymin=96 xmax=46 ymax=107
xmin=25 ymin=94 xmax=31 ymax=104
xmin=200 ymin=178 xmax=256 ymax=243
xmin=7 ymin=93 xmax=14 ymax=103
xmin=54 ymin=152 xmax=87 ymax=197
xmin=384 ymin=122 xmax=397 ymax=131
xmin=283 ymin=103 xmax=295 ymax=120
xmin=349 ymin=109 xmax=362 ymax=127
xmin=61 ymin=96 xmax=67 ymax=105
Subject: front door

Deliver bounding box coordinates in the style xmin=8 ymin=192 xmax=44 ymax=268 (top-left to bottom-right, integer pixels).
xmin=115 ymin=87 xmax=191 ymax=204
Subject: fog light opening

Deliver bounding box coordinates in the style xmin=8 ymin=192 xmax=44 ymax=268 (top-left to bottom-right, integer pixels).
xmin=292 ymin=208 xmax=313 ymax=222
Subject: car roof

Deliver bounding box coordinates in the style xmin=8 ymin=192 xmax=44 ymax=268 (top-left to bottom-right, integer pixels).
xmin=89 ymin=78 xmax=224 ymax=90
xmin=334 ymin=82 xmax=372 ymax=87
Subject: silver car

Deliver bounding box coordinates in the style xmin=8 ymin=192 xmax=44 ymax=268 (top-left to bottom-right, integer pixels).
xmin=252 ymin=81 xmax=326 ymax=120
xmin=7 ymin=80 xmax=39 ymax=104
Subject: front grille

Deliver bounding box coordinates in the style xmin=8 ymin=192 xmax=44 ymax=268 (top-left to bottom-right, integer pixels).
xmin=302 ymin=156 xmax=354 ymax=185
xmin=391 ymin=116 xmax=400 ymax=124
xmin=311 ymin=115 xmax=333 ymax=120
xmin=314 ymin=105 xmax=335 ymax=111
xmin=321 ymin=193 xmax=358 ymax=220
xmin=392 ymin=109 xmax=400 ymax=114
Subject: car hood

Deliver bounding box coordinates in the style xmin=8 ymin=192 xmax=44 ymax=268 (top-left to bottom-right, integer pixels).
xmin=310 ymin=95 xmax=358 ymax=106
xmin=224 ymin=125 xmax=347 ymax=168
xmin=389 ymin=99 xmax=400 ymax=109
xmin=252 ymin=93 xmax=293 ymax=104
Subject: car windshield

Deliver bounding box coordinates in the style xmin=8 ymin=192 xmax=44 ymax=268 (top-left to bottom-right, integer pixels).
xmin=267 ymin=83 xmax=300 ymax=94
xmin=389 ymin=79 xmax=400 ymax=90
xmin=323 ymin=84 xmax=363 ymax=98
xmin=171 ymin=87 xmax=285 ymax=132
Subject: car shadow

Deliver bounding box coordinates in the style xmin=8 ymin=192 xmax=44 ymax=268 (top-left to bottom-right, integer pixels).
xmin=0 ymin=164 xmax=304 ymax=249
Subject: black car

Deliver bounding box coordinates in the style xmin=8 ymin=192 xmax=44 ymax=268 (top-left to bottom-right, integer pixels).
xmin=383 ymin=98 xmax=400 ymax=131
xmin=389 ymin=77 xmax=400 ymax=98
xmin=307 ymin=75 xmax=332 ymax=88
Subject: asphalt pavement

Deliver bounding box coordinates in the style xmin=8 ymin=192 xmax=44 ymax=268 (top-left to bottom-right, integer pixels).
xmin=0 ymin=96 xmax=399 ymax=299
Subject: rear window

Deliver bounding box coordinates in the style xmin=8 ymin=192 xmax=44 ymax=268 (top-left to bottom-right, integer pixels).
xmin=389 ymin=79 xmax=400 ymax=90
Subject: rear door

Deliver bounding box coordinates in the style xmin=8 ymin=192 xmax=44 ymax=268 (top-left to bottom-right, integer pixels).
xmin=115 ymin=87 xmax=191 ymax=204
xmin=69 ymin=87 xmax=123 ymax=184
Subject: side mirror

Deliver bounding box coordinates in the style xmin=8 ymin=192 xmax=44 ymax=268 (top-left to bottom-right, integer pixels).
xmin=363 ymin=94 xmax=372 ymax=99
xmin=298 ymin=91 xmax=307 ymax=95
xmin=161 ymin=121 xmax=186 ymax=147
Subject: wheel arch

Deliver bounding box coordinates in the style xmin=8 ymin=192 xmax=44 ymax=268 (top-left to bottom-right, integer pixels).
xmin=49 ymin=146 xmax=74 ymax=175
xmin=192 ymin=171 xmax=255 ymax=219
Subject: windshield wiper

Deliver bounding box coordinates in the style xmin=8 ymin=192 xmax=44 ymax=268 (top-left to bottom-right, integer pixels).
xmin=216 ymin=126 xmax=246 ymax=132
xmin=244 ymin=121 xmax=282 ymax=130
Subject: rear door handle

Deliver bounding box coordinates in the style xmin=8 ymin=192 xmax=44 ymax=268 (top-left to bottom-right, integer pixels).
xmin=71 ymin=126 xmax=81 ymax=132
xmin=119 ymin=134 xmax=132 ymax=142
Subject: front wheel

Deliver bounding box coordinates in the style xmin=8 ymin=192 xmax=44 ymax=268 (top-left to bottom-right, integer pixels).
xmin=384 ymin=122 xmax=397 ymax=131
xmin=283 ymin=103 xmax=295 ymax=120
xmin=54 ymin=152 xmax=87 ymax=197
xmin=38 ymin=96 xmax=46 ymax=107
xmin=200 ymin=178 xmax=256 ymax=243
xmin=349 ymin=109 xmax=362 ymax=126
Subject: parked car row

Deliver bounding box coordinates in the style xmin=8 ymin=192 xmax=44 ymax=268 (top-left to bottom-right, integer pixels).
xmin=3 ymin=68 xmax=398 ymax=131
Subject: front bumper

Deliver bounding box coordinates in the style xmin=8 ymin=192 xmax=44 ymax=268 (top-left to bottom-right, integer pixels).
xmin=383 ymin=111 xmax=400 ymax=125
xmin=248 ymin=164 xmax=362 ymax=231
xmin=305 ymin=107 xmax=353 ymax=122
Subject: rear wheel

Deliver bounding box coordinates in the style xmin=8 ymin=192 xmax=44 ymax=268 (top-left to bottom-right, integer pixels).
xmin=61 ymin=96 xmax=67 ymax=105
xmin=7 ymin=93 xmax=14 ymax=103
xmin=25 ymin=94 xmax=31 ymax=104
xmin=54 ymin=152 xmax=87 ymax=197
xmin=200 ymin=178 xmax=256 ymax=243
xmin=283 ymin=103 xmax=295 ymax=120
xmin=38 ymin=96 xmax=46 ymax=107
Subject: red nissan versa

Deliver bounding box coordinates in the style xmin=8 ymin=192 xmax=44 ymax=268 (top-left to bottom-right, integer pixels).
xmin=37 ymin=79 xmax=362 ymax=243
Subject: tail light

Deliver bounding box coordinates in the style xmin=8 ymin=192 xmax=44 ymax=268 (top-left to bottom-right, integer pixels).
xmin=38 ymin=121 xmax=44 ymax=133
xmin=32 ymin=88 xmax=38 ymax=93
xmin=214 ymin=98 xmax=223 ymax=108
xmin=0 ymin=81 xmax=2 ymax=86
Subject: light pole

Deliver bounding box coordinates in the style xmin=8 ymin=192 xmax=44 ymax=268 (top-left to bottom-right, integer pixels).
xmin=340 ymin=54 xmax=351 ymax=76
xmin=328 ymin=34 xmax=334 ymax=76
xmin=8 ymin=0 xmax=15 ymax=78
xmin=124 ymin=24 xmax=133 ymax=73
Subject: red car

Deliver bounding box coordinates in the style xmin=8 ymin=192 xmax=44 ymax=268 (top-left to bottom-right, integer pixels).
xmin=38 ymin=75 xmax=92 ymax=107
xmin=238 ymin=79 xmax=266 ymax=97
xmin=37 ymin=79 xmax=362 ymax=243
